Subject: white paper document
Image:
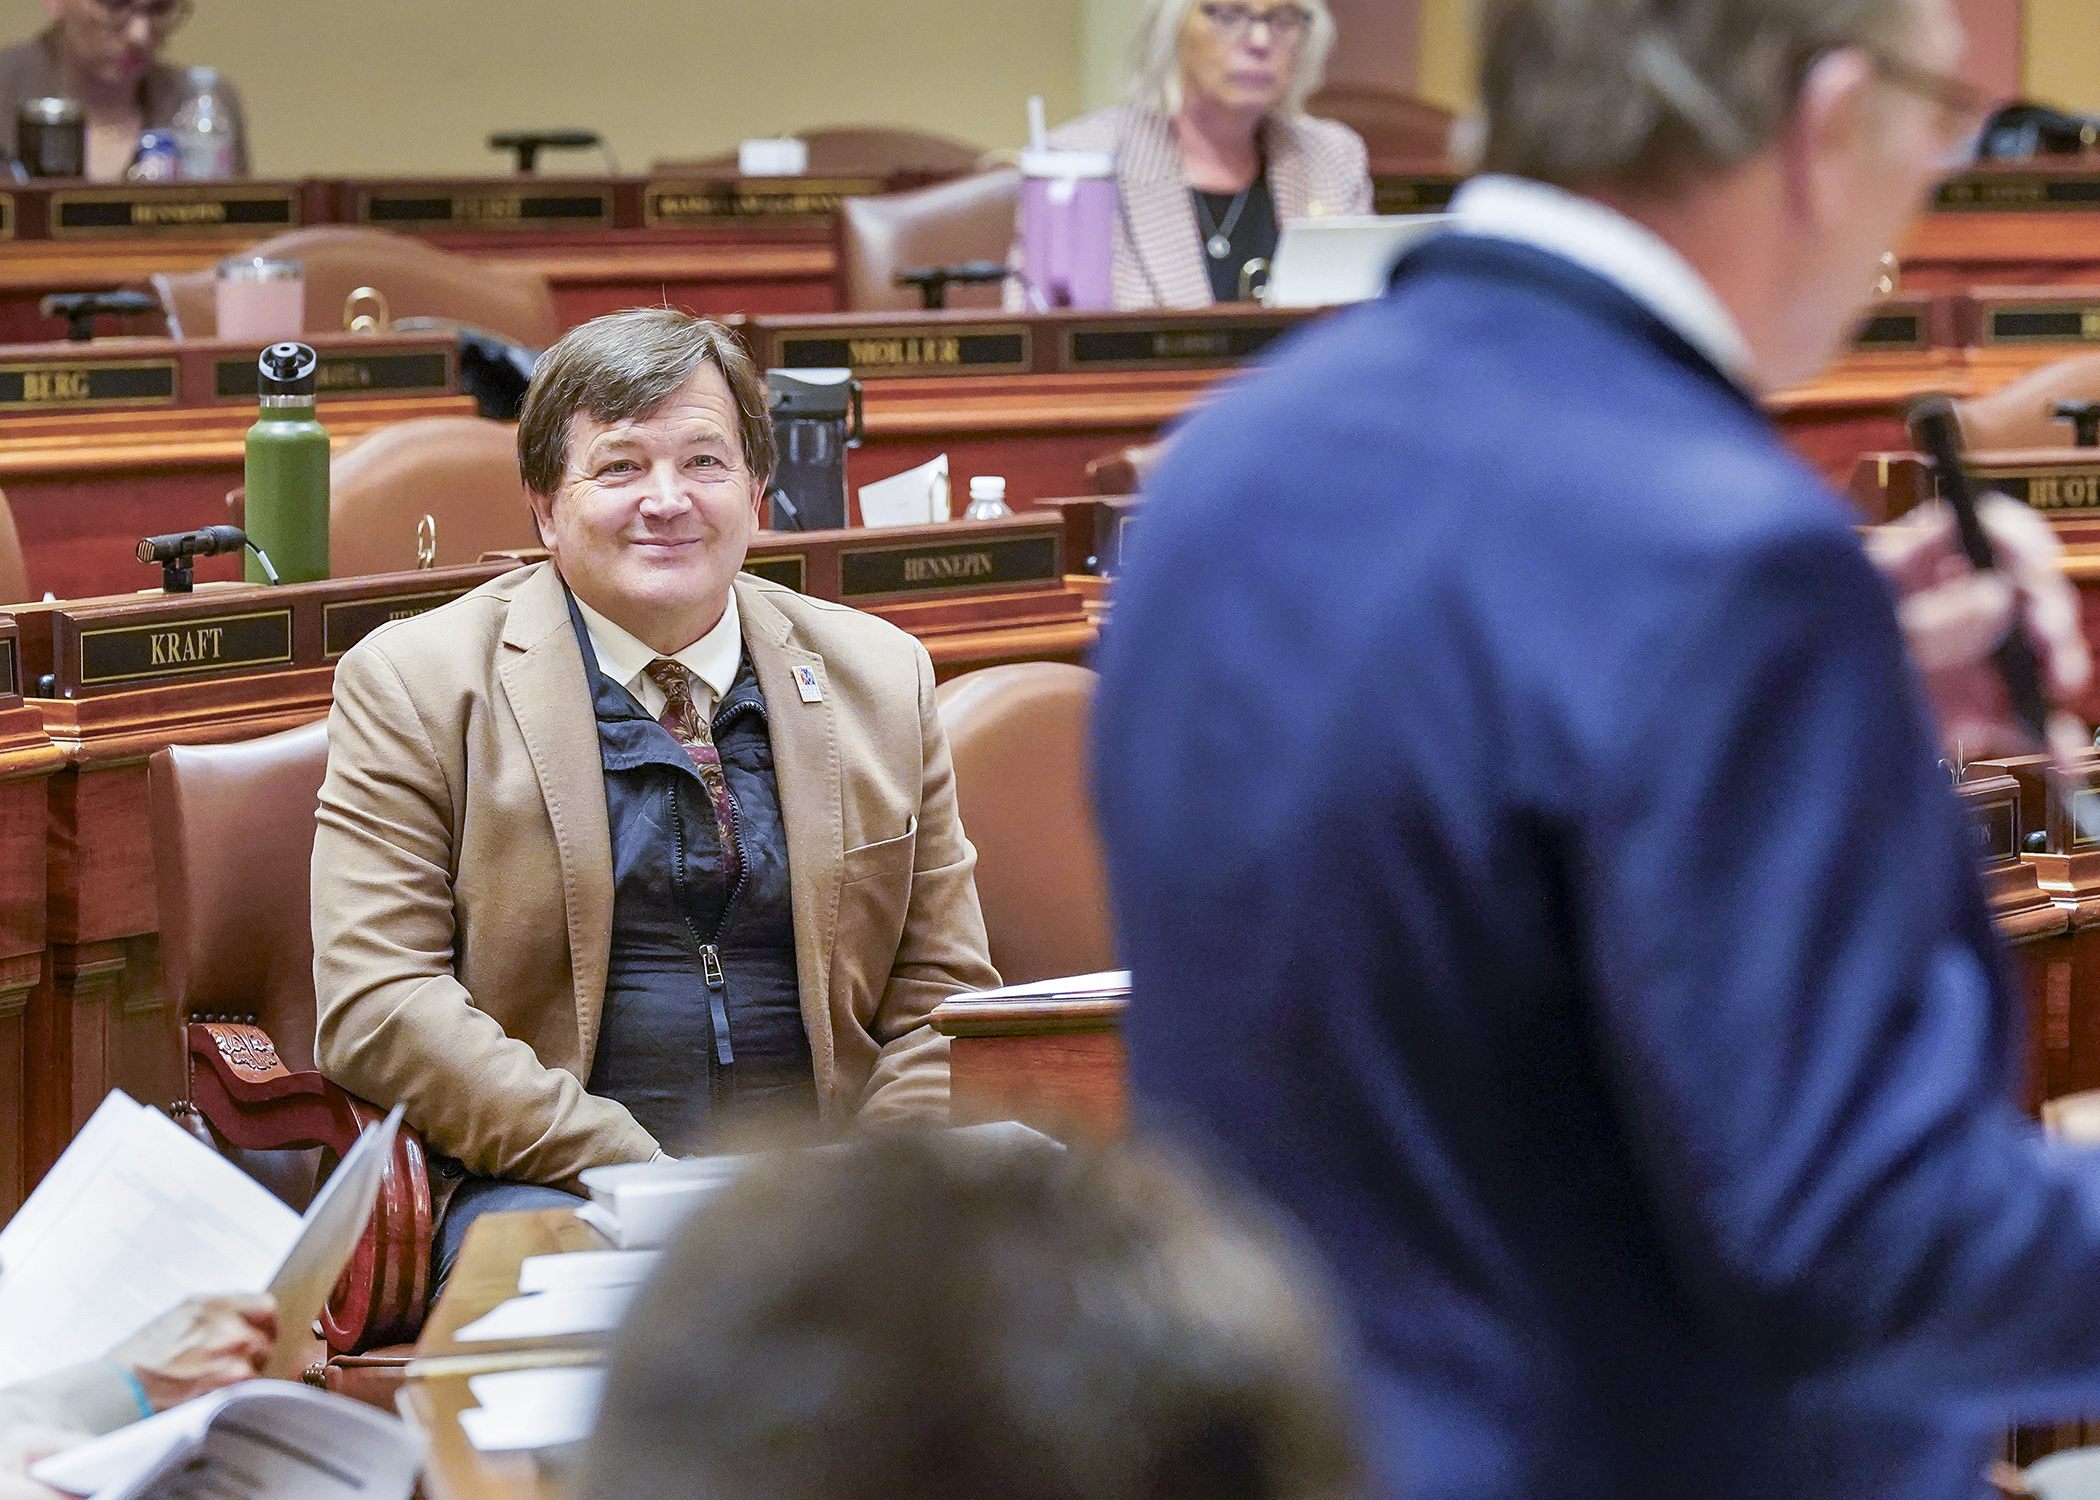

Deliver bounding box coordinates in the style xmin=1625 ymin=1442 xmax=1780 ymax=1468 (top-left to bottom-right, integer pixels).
xmin=577 ymin=1155 xmax=750 ymax=1250
xmin=962 ymin=970 xmax=1130 ymax=1001
xmin=459 ymin=1366 xmax=605 ymax=1453
xmin=858 ymin=453 xmax=949 ymax=528
xmin=517 ymin=1249 xmax=659 ymax=1295
xmin=31 ymin=1379 xmax=423 ymax=1500
xmin=454 ymin=1285 xmax=637 ymax=1343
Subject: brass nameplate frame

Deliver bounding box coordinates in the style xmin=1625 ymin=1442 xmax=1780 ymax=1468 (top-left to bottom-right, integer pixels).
xmin=1063 ymin=321 xmax=1288 ymax=371
xmin=742 ymin=555 xmax=807 ymax=593
xmin=1960 ymin=465 xmax=2100 ymax=513
xmin=645 ymin=178 xmax=887 ymax=224
xmin=1967 ymin=788 xmax=2021 ymax=867
xmin=0 ymin=637 xmax=20 ymax=699
xmin=1371 ymin=175 xmax=1462 ymax=215
xmin=1937 ymin=174 xmax=2100 ymax=212
xmin=49 ymin=187 xmax=297 ymax=237
xmin=772 ymin=326 xmax=1031 ymax=379
xmin=214 ymin=349 xmax=451 ymax=402
xmin=839 ymin=532 xmax=1060 ymax=601
xmin=2073 ymin=787 xmax=2100 ymax=851
xmin=1981 ymin=303 xmax=2100 ymax=345
xmin=1853 ymin=309 xmax=1929 ymax=352
xmin=356 ymin=188 xmax=613 ymax=232
xmin=0 ymin=359 xmax=176 ymax=411
xmin=322 ymin=589 xmax=474 ymax=658
xmin=77 ymin=607 xmax=292 ymax=687
xmin=0 ymin=195 xmax=17 ymax=242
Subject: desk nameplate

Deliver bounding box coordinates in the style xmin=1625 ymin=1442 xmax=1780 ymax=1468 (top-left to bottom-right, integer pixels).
xmin=76 ymin=607 xmax=293 ymax=687
xmin=1371 ymin=174 xmax=1462 ymax=215
xmin=0 ymin=637 xmax=20 ymax=700
xmin=0 ymin=358 xmax=176 ymax=412
xmin=1978 ymin=301 xmax=2100 ymax=346
xmin=1063 ymin=320 xmax=1290 ymax=372
xmin=214 ymin=349 xmax=452 ymax=402
xmin=646 ymin=178 xmax=888 ymax=225
xmin=356 ymin=188 xmax=614 ymax=232
xmin=741 ymin=555 xmax=808 ymax=593
xmin=839 ymin=531 xmax=1061 ymax=602
xmin=1964 ymin=465 xmax=2100 ymax=513
xmin=322 ymin=588 xmax=476 ymax=658
xmin=771 ymin=325 xmax=1032 ymax=379
xmin=49 ymin=187 xmax=297 ymax=238
xmin=1937 ymin=174 xmax=2100 ymax=212
xmin=1853 ymin=308 xmax=1931 ymax=352
xmin=1967 ymin=787 xmax=2021 ymax=868
xmin=0 ymin=195 xmax=17 ymax=242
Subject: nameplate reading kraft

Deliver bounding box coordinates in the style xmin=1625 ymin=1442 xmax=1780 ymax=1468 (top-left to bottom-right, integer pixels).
xmin=645 ymin=179 xmax=888 ymax=224
xmin=1982 ymin=304 xmax=2100 ymax=345
xmin=213 ymin=350 xmax=450 ymax=402
xmin=1065 ymin=323 xmax=1286 ymax=370
xmin=741 ymin=555 xmax=808 ymax=593
xmin=0 ymin=359 xmax=175 ymax=411
xmin=323 ymin=589 xmax=473 ymax=658
xmin=1371 ymin=175 xmax=1461 ymax=215
xmin=839 ymin=533 xmax=1060 ymax=601
xmin=1937 ymin=174 xmax=2100 ymax=212
xmin=49 ymin=189 xmax=297 ymax=237
xmin=774 ymin=327 xmax=1030 ymax=379
xmin=357 ymin=191 xmax=612 ymax=231
xmin=77 ymin=608 xmax=292 ymax=687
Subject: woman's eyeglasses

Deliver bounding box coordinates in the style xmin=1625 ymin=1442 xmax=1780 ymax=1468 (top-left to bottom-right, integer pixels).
xmin=1196 ymin=3 xmax=1313 ymax=44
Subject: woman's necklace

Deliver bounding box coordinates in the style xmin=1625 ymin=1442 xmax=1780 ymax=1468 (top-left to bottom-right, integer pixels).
xmin=1195 ymin=180 xmax=1254 ymax=261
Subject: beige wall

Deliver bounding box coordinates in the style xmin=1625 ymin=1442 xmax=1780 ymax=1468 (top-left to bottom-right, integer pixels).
xmin=1414 ymin=0 xmax=1475 ymax=114
xmin=2026 ymin=0 xmax=2100 ymax=114
xmin=1082 ymin=0 xmax=1145 ymax=112
xmin=0 ymin=0 xmax=1084 ymax=177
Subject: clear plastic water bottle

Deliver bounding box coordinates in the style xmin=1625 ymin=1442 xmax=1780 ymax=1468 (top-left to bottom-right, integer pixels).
xmin=963 ymin=475 xmax=1012 ymax=520
xmin=170 ymin=68 xmax=238 ymax=181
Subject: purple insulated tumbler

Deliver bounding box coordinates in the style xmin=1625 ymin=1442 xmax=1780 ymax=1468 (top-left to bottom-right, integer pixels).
xmin=1018 ymin=148 xmax=1117 ymax=310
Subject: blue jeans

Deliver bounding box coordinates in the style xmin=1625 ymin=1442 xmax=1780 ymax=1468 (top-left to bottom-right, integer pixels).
xmin=430 ymin=1176 xmax=581 ymax=1303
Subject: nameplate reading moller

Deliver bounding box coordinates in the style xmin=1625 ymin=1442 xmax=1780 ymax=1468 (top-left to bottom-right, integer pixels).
xmin=774 ymin=328 xmax=1031 ymax=378
xmin=839 ymin=534 xmax=1060 ymax=601
xmin=1937 ymin=174 xmax=2100 ymax=212
xmin=1982 ymin=304 xmax=2100 ymax=345
xmin=213 ymin=350 xmax=450 ymax=402
xmin=357 ymin=191 xmax=612 ymax=231
xmin=77 ymin=608 xmax=293 ymax=687
xmin=741 ymin=555 xmax=808 ymax=593
xmin=322 ymin=589 xmax=473 ymax=658
xmin=49 ymin=189 xmax=297 ymax=237
xmin=1065 ymin=323 xmax=1286 ymax=370
xmin=0 ymin=360 xmax=176 ymax=411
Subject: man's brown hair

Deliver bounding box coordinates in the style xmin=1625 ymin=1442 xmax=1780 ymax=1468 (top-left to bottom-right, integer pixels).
xmin=583 ymin=1132 xmax=1364 ymax=1500
xmin=1477 ymin=0 xmax=1919 ymax=190
xmin=516 ymin=307 xmax=775 ymax=500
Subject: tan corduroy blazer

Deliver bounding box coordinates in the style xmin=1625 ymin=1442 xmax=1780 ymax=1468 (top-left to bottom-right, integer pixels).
xmin=1006 ymin=104 xmax=1372 ymax=311
xmin=311 ymin=563 xmax=1000 ymax=1188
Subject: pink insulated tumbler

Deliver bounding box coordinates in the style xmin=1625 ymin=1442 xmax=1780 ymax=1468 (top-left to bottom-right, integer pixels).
xmin=1018 ymin=149 xmax=1117 ymax=311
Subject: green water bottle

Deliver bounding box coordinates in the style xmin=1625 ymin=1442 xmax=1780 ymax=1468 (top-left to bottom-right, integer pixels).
xmin=243 ymin=341 xmax=328 ymax=584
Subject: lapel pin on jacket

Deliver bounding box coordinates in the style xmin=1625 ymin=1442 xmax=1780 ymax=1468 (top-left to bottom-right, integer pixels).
xmin=792 ymin=664 xmax=823 ymax=703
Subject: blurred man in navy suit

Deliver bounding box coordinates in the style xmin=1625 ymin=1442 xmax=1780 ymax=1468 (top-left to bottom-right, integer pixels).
xmin=1092 ymin=3 xmax=2100 ymax=1499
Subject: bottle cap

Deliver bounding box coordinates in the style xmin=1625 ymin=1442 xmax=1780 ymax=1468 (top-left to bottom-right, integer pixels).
xmin=968 ymin=476 xmax=1007 ymax=501
xmin=258 ymin=341 xmax=318 ymax=397
xmin=185 ymin=66 xmax=220 ymax=88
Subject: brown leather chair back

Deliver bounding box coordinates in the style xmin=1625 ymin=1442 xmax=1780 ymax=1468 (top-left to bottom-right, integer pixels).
xmin=1958 ymin=353 xmax=2100 ymax=451
xmin=328 ymin=416 xmax=536 ymax=577
xmin=841 ymin=168 xmax=1021 ymax=312
xmin=151 ymin=719 xmax=330 ymax=1070
xmin=660 ymin=125 xmax=989 ymax=179
xmin=1305 ymin=85 xmax=1458 ymax=167
xmin=0 ymin=487 xmax=33 ymax=606
xmin=152 ymin=226 xmax=561 ymax=349
xmin=936 ymin=662 xmax=1115 ymax=985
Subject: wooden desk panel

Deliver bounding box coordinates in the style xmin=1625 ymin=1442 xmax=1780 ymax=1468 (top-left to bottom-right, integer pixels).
xmin=0 ymin=619 xmax=64 ymax=1218
xmin=931 ymin=989 xmax=1128 ymax=1142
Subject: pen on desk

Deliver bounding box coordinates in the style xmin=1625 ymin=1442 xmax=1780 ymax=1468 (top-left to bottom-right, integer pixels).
xmin=1906 ymin=394 xmax=2052 ymax=746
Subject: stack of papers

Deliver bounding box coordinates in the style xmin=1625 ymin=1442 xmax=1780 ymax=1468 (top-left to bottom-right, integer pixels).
xmin=575 ymin=1155 xmax=751 ymax=1250
xmin=452 ymin=1248 xmax=660 ymax=1344
xmin=458 ymin=1366 xmax=606 ymax=1453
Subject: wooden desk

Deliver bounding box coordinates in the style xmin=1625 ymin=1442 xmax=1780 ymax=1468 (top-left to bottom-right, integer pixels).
xmin=401 ymin=1207 xmax=608 ymax=1500
xmin=931 ymin=984 xmax=1128 ymax=1142
xmin=0 ymin=617 xmax=65 ymax=1219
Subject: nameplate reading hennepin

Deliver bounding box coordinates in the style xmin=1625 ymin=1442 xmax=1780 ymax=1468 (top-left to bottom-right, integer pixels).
xmin=77 ymin=609 xmax=292 ymax=687
xmin=213 ymin=351 xmax=450 ymax=402
xmin=322 ymin=590 xmax=472 ymax=658
xmin=775 ymin=329 xmax=1031 ymax=378
xmin=49 ymin=189 xmax=296 ymax=236
xmin=1937 ymin=174 xmax=2100 ymax=212
xmin=358 ymin=191 xmax=611 ymax=231
xmin=839 ymin=534 xmax=1059 ymax=600
xmin=0 ymin=360 xmax=175 ymax=411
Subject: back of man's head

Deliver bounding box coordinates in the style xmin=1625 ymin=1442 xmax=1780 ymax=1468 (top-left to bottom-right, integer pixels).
xmin=583 ymin=1132 xmax=1363 ymax=1500
xmin=1478 ymin=0 xmax=1920 ymax=190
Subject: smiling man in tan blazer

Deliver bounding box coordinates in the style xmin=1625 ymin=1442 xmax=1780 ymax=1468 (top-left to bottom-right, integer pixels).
xmin=311 ymin=308 xmax=999 ymax=1287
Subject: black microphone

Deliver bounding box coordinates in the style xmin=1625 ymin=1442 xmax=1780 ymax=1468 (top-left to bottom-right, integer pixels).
xmin=1906 ymin=394 xmax=2052 ymax=744
xmin=134 ymin=525 xmax=247 ymax=565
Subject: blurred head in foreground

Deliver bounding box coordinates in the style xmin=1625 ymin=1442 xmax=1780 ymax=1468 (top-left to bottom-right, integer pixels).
xmin=584 ymin=1131 xmax=1364 ymax=1500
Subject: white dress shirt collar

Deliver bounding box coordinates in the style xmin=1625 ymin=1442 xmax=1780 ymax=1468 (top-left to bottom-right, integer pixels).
xmin=574 ymin=590 xmax=743 ymax=714
xmin=1449 ymin=174 xmax=1754 ymax=384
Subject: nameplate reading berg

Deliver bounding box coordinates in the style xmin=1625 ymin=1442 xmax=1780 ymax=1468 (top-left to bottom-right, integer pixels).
xmin=357 ymin=191 xmax=612 ymax=231
xmin=77 ymin=609 xmax=292 ymax=688
xmin=322 ymin=589 xmax=473 ymax=658
xmin=214 ymin=351 xmax=450 ymax=402
xmin=0 ymin=359 xmax=175 ymax=412
xmin=775 ymin=329 xmax=1032 ymax=379
xmin=1937 ymin=173 xmax=2100 ymax=212
xmin=840 ymin=533 xmax=1060 ymax=601
xmin=49 ymin=188 xmax=297 ymax=237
